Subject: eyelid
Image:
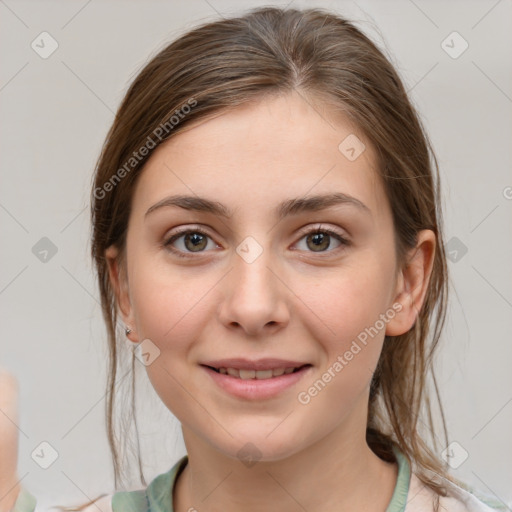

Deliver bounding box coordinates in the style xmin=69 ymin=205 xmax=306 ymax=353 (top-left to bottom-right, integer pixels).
xmin=295 ymin=223 xmax=349 ymax=241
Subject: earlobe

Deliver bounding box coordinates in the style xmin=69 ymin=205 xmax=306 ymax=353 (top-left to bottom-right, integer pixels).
xmin=105 ymin=245 xmax=138 ymax=342
xmin=385 ymin=229 xmax=436 ymax=337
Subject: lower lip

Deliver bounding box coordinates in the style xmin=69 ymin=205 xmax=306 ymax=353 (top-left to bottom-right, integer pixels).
xmin=201 ymin=365 xmax=312 ymax=400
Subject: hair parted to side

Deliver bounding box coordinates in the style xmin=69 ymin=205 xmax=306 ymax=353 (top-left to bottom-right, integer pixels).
xmin=55 ymin=6 xmax=460 ymax=511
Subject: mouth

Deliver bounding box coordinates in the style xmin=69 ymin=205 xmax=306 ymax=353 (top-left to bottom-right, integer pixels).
xmin=203 ymin=364 xmax=311 ymax=380
xmin=200 ymin=362 xmax=313 ymax=400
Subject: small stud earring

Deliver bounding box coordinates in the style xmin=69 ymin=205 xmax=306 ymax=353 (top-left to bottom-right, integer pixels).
xmin=125 ymin=327 xmax=132 ymax=335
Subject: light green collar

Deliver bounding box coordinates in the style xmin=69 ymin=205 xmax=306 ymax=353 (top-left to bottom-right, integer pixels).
xmin=387 ymin=445 xmax=412 ymax=512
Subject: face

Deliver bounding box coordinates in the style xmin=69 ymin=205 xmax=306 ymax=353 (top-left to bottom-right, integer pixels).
xmin=106 ymin=91 xmax=433 ymax=463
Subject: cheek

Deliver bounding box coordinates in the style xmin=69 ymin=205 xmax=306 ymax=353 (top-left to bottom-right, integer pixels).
xmin=295 ymin=274 xmax=387 ymax=419
xmin=129 ymin=256 xmax=223 ymax=357
xmin=294 ymin=253 xmax=395 ymax=395
xmin=131 ymin=277 xmax=203 ymax=345
xmin=128 ymin=265 xmax=213 ymax=417
xmin=300 ymin=265 xmax=392 ymax=342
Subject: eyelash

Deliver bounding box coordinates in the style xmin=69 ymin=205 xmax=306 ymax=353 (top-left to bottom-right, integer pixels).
xmin=163 ymin=225 xmax=350 ymax=260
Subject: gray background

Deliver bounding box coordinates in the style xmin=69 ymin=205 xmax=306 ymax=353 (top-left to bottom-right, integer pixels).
xmin=1 ymin=0 xmax=511 ymax=510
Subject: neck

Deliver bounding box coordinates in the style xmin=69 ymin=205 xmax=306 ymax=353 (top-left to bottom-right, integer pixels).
xmin=174 ymin=413 xmax=398 ymax=512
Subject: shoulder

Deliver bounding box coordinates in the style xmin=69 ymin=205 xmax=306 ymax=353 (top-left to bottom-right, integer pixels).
xmin=109 ymin=455 xmax=188 ymax=511
xmin=12 ymin=488 xmax=115 ymax=512
xmin=81 ymin=494 xmax=114 ymax=512
xmin=405 ymin=471 xmax=509 ymax=512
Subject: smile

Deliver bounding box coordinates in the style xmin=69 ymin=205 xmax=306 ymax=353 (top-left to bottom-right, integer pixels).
xmin=207 ymin=365 xmax=309 ymax=380
xmin=201 ymin=364 xmax=313 ymax=400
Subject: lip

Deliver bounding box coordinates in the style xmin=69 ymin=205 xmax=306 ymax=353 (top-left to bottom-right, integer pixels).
xmin=200 ymin=358 xmax=309 ymax=371
xmin=201 ymin=363 xmax=312 ymax=400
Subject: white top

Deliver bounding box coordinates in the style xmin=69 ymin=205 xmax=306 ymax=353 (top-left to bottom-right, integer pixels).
xmin=405 ymin=471 xmax=507 ymax=511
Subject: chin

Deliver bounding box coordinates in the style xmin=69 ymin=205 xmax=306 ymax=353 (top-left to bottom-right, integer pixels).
xmin=207 ymin=428 xmax=305 ymax=465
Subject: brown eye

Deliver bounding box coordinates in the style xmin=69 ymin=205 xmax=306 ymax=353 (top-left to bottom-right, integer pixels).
xmin=306 ymin=232 xmax=331 ymax=252
xmin=295 ymin=227 xmax=350 ymax=254
xmin=182 ymin=232 xmax=208 ymax=252
xmin=164 ymin=228 xmax=217 ymax=258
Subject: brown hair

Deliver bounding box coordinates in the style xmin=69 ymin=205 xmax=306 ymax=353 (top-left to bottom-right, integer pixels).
xmin=56 ymin=6 xmax=462 ymax=510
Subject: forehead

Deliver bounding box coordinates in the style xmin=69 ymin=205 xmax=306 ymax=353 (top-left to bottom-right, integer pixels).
xmin=131 ymin=91 xmax=390 ymax=223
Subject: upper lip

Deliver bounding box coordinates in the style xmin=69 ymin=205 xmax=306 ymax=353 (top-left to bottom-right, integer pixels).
xmin=201 ymin=358 xmax=311 ymax=371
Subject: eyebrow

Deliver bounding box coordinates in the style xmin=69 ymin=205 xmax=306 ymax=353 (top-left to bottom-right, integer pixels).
xmin=144 ymin=192 xmax=371 ymax=220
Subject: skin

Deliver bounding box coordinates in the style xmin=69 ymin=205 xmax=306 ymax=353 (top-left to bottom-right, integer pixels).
xmin=0 ymin=370 xmax=21 ymax=512
xmin=106 ymin=90 xmax=435 ymax=512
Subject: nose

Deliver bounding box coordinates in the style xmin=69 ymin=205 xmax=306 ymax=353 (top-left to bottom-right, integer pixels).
xmin=217 ymin=242 xmax=290 ymax=337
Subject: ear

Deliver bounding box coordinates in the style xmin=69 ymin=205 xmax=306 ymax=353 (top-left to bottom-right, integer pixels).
xmin=385 ymin=229 xmax=436 ymax=336
xmin=105 ymin=244 xmax=139 ymax=343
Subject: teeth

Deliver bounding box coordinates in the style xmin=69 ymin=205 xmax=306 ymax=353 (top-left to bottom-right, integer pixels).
xmin=215 ymin=367 xmax=302 ymax=379
xmin=239 ymin=369 xmax=256 ymax=379
xmin=255 ymin=369 xmax=273 ymax=379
